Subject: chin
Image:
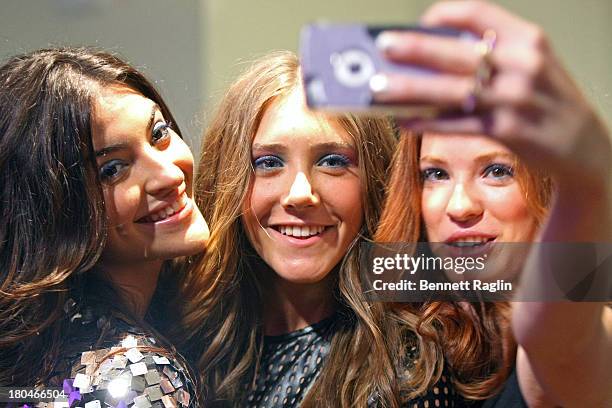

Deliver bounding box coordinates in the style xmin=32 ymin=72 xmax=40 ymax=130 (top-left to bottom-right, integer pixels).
xmin=164 ymin=240 xmax=208 ymax=259
xmin=272 ymin=265 xmax=334 ymax=285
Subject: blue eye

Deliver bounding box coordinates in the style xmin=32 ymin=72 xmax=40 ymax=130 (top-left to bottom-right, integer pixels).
xmin=317 ymin=154 xmax=350 ymax=168
xmin=99 ymin=160 xmax=128 ymax=182
xmin=421 ymin=167 xmax=449 ymax=182
xmin=152 ymin=121 xmax=172 ymax=144
xmin=483 ymin=163 xmax=514 ymax=180
xmin=253 ymin=155 xmax=283 ymax=171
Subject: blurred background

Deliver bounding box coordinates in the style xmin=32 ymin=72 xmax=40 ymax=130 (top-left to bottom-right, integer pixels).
xmin=1 ymin=0 xmax=610 ymax=155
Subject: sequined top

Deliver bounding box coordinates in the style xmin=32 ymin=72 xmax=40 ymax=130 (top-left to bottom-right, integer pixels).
xmin=41 ymin=299 xmax=198 ymax=408
xmin=244 ymin=315 xmax=467 ymax=408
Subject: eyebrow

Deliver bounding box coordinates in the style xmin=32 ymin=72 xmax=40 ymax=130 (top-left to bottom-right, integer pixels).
xmin=251 ymin=141 xmax=354 ymax=153
xmin=95 ymin=143 xmax=129 ymax=157
xmin=420 ymin=152 xmax=514 ymax=165
xmin=252 ymin=142 xmax=287 ymax=154
xmin=94 ymin=103 xmax=160 ymax=158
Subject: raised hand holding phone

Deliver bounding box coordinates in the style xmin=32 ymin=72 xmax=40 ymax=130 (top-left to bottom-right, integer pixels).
xmin=372 ymin=0 xmax=611 ymax=186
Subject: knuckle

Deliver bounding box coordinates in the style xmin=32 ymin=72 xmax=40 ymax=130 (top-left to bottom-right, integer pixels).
xmin=522 ymin=49 xmax=545 ymax=77
xmin=404 ymin=34 xmax=426 ymax=57
xmin=509 ymin=78 xmax=535 ymax=106
xmin=492 ymin=109 xmax=521 ymax=139
xmin=460 ymin=0 xmax=485 ymax=19
xmin=526 ymin=24 xmax=549 ymax=51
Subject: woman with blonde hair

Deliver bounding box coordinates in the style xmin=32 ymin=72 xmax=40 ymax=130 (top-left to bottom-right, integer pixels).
xmin=179 ymin=50 xmax=511 ymax=407
xmin=177 ymin=47 xmax=524 ymax=407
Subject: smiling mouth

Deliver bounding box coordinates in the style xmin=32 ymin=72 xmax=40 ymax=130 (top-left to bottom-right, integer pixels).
xmin=272 ymin=225 xmax=330 ymax=239
xmin=446 ymin=237 xmax=496 ymax=248
xmin=136 ymin=193 xmax=188 ymax=223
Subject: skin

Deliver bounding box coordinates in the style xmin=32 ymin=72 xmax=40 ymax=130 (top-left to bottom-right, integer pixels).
xmin=373 ymin=1 xmax=612 ymax=405
xmin=91 ymin=85 xmax=209 ymax=317
xmin=242 ymin=86 xmax=362 ymax=335
xmin=420 ymin=133 xmax=537 ymax=245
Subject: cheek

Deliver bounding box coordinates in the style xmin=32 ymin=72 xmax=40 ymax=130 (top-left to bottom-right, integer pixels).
xmin=102 ymin=185 xmax=141 ymax=226
xmin=242 ymin=178 xmax=277 ymax=245
xmin=421 ymin=187 xmax=449 ymax=239
xmin=327 ymin=177 xmax=363 ymax=233
xmin=172 ymin=138 xmax=195 ymax=179
xmin=483 ymin=187 xmax=536 ymax=238
xmin=483 ymin=186 xmax=529 ymax=220
xmin=246 ymin=178 xmax=279 ymax=219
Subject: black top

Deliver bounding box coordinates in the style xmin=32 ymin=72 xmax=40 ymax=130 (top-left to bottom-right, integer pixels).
xmin=244 ymin=315 xmax=469 ymax=408
xmin=43 ymin=298 xmax=199 ymax=408
xmin=480 ymin=369 xmax=528 ymax=408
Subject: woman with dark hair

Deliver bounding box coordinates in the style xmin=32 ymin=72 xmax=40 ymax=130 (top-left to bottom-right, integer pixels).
xmin=375 ymin=1 xmax=611 ymax=407
xmin=0 ymin=48 xmax=209 ymax=407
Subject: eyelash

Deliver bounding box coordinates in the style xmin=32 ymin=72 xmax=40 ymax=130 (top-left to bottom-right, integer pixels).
xmin=252 ymin=153 xmax=352 ymax=172
xmin=483 ymin=163 xmax=514 ymax=179
xmin=99 ymin=159 xmax=128 ymax=183
xmin=317 ymin=154 xmax=351 ymax=168
xmin=253 ymin=155 xmax=283 ymax=171
xmin=420 ymin=164 xmax=514 ymax=183
xmin=152 ymin=120 xmax=172 ymax=144
xmin=421 ymin=168 xmax=448 ymax=182
xmin=97 ymin=120 xmax=174 ymax=184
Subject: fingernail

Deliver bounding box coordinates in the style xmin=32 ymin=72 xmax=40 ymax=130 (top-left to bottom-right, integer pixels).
xmin=369 ymin=74 xmax=389 ymax=94
xmin=375 ymin=33 xmax=397 ymax=53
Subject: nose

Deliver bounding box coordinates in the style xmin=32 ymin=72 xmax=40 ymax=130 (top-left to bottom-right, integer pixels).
xmin=281 ymin=171 xmax=320 ymax=209
xmin=446 ymin=183 xmax=482 ymax=222
xmin=144 ymin=151 xmax=185 ymax=197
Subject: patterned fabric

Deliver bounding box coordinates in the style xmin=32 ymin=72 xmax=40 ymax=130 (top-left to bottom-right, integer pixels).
xmin=39 ymin=299 xmax=198 ymax=408
xmin=245 ymin=317 xmax=334 ymax=407
xmin=244 ymin=315 xmax=466 ymax=408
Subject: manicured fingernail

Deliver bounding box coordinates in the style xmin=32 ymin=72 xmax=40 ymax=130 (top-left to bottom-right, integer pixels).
xmin=375 ymin=33 xmax=397 ymax=52
xmin=369 ymin=74 xmax=389 ymax=94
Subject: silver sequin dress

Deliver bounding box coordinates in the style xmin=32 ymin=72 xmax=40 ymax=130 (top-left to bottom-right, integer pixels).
xmin=41 ymin=300 xmax=199 ymax=408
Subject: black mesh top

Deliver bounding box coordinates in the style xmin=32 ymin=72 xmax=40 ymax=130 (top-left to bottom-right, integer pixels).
xmin=244 ymin=315 xmax=468 ymax=408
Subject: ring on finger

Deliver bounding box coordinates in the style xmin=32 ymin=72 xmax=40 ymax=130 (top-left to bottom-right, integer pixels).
xmin=463 ymin=29 xmax=497 ymax=113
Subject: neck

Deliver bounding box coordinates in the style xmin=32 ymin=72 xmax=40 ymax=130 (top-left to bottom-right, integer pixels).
xmin=262 ymin=269 xmax=337 ymax=336
xmin=96 ymin=259 xmax=164 ymax=319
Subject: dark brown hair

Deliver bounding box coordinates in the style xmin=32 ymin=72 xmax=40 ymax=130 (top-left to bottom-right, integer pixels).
xmin=0 ymin=47 xmax=180 ymax=385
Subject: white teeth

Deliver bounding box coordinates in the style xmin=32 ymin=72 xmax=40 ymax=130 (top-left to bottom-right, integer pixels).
xmin=277 ymin=225 xmax=325 ymax=237
xmin=450 ymin=236 xmax=493 ymax=246
xmin=142 ymin=193 xmax=187 ymax=222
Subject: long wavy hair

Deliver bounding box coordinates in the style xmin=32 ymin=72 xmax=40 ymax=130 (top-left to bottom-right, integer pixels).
xmin=180 ymin=51 xmax=415 ymax=406
xmin=0 ymin=48 xmax=181 ymax=386
xmin=375 ymin=133 xmax=554 ymax=400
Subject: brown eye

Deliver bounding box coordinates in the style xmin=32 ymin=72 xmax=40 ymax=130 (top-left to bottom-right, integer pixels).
xmin=99 ymin=160 xmax=128 ymax=182
xmin=152 ymin=121 xmax=172 ymax=144
xmin=421 ymin=168 xmax=449 ymax=182
xmin=483 ymin=164 xmax=514 ymax=180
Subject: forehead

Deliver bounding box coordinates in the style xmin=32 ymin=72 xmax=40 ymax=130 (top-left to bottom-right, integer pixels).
xmin=254 ymin=87 xmax=353 ymax=146
xmin=420 ymin=133 xmax=512 ymax=161
xmin=92 ymin=86 xmax=155 ymax=146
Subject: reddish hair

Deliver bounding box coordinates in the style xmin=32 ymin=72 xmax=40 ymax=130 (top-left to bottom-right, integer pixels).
xmin=375 ymin=132 xmax=553 ymax=399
